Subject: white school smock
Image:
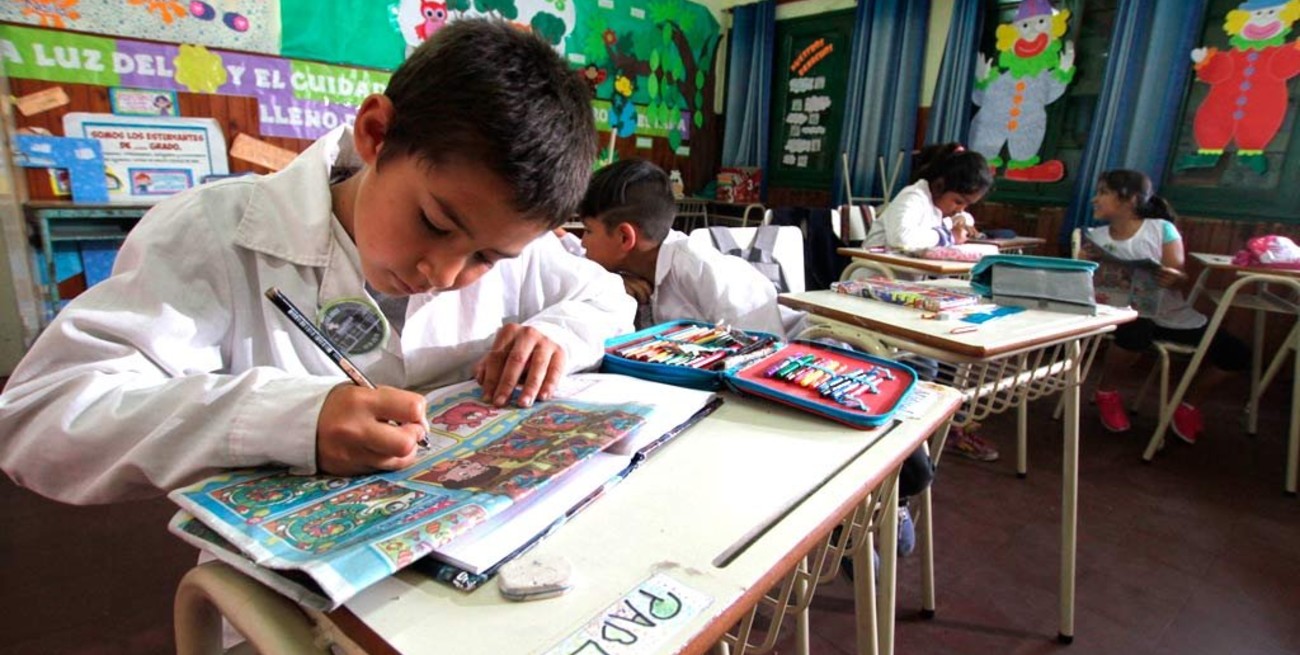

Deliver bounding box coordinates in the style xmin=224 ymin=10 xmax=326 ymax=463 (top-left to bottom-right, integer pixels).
xmin=863 ymin=179 xmax=974 ymax=251
xmin=0 ymin=126 xmax=635 ymax=504
xmin=651 ymin=230 xmax=786 ymax=335
xmin=1085 ymin=219 xmax=1204 ymax=330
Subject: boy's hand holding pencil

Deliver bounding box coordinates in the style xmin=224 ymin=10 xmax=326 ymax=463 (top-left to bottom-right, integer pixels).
xmin=317 ymin=385 xmax=428 ymax=475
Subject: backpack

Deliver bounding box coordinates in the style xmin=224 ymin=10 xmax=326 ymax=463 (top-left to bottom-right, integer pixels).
xmin=767 ymin=207 xmax=851 ymax=290
xmin=708 ymin=226 xmax=790 ymax=293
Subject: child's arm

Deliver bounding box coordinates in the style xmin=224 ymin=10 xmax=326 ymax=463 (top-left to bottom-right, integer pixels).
xmin=0 ymin=194 xmax=345 ymax=503
xmin=473 ymin=236 xmax=636 ymax=406
xmin=880 ymin=189 xmax=943 ymax=250
xmin=1156 ymin=225 xmax=1188 ymax=289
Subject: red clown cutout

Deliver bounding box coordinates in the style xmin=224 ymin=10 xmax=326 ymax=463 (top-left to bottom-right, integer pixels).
xmin=1178 ymin=0 xmax=1300 ymax=175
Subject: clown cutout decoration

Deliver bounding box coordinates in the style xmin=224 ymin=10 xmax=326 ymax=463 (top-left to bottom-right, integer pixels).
xmin=969 ymin=0 xmax=1076 ymax=183
xmin=1177 ymin=0 xmax=1300 ymax=175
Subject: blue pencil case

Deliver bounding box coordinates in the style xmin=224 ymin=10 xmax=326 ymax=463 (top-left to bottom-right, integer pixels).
xmin=602 ymin=321 xmax=917 ymax=429
xmin=602 ymin=320 xmax=781 ymax=391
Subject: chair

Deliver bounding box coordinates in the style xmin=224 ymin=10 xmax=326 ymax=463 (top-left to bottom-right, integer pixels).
xmin=830 ymin=204 xmax=873 ymax=244
xmin=174 ymin=561 xmax=332 ymax=655
xmin=689 ymin=225 xmax=805 ymax=293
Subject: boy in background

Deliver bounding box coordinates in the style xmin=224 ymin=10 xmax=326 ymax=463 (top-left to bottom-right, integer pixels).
xmin=0 ymin=19 xmax=634 ymax=504
xmin=578 ymin=159 xmax=788 ymax=335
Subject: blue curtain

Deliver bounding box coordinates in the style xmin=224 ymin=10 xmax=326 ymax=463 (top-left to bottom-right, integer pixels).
xmin=1061 ymin=0 xmax=1209 ymax=242
xmin=836 ymin=0 xmax=932 ymax=205
xmin=722 ymin=0 xmax=777 ymax=171
xmin=925 ymin=0 xmax=985 ymax=146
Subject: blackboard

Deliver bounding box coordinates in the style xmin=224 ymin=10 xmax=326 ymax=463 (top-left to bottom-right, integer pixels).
xmin=767 ymin=9 xmax=855 ymax=190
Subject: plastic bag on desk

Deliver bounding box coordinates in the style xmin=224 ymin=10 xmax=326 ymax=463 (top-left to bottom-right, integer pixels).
xmin=1233 ymin=236 xmax=1300 ymax=270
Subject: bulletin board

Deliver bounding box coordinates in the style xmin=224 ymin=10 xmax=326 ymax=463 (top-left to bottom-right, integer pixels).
xmin=766 ymin=10 xmax=853 ymax=191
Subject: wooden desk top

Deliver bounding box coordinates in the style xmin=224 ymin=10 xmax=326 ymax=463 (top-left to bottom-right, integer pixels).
xmin=1191 ymin=252 xmax=1300 ymax=278
xmin=781 ymin=287 xmax=1137 ymax=359
xmin=330 ymin=387 xmax=961 ymax=655
xmin=969 ymin=236 xmax=1047 ymax=251
xmin=837 ymin=248 xmax=976 ymax=275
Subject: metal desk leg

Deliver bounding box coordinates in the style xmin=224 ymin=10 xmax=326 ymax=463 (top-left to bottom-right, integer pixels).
xmin=876 ymin=479 xmax=899 ymax=655
xmin=1186 ymin=266 xmax=1211 ymax=306
xmin=854 ymin=528 xmax=879 ymax=655
xmin=1249 ymin=307 xmax=1266 ymax=434
xmin=919 ymin=424 xmax=951 ymax=619
xmin=1017 ymin=400 xmax=1029 ymax=478
xmin=1059 ymin=339 xmax=1081 ymax=643
xmin=1290 ymin=325 xmax=1300 ymax=496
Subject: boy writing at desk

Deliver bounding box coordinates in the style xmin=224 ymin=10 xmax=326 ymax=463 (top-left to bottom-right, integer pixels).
xmin=0 ymin=20 xmax=634 ymax=503
xmin=578 ymin=159 xmax=797 ymax=336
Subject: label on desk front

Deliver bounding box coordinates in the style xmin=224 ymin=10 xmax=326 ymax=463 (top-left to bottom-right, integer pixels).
xmin=544 ymin=573 xmax=712 ymax=655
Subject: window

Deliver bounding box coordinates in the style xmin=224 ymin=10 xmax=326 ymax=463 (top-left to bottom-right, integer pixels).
xmin=980 ymin=0 xmax=1118 ymax=206
xmin=1161 ymin=0 xmax=1300 ymax=222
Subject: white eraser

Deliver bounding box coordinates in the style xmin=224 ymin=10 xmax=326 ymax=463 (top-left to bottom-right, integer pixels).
xmin=497 ymin=554 xmax=573 ymax=601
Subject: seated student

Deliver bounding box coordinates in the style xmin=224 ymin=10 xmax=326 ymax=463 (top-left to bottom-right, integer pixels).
xmin=1082 ymin=169 xmax=1250 ymax=443
xmin=578 ymin=159 xmax=790 ymax=336
xmin=863 ymin=144 xmax=993 ymax=251
xmin=0 ymin=19 xmax=634 ymax=504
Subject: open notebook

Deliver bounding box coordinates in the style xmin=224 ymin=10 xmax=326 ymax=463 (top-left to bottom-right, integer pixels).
xmin=167 ymin=373 xmax=719 ymax=610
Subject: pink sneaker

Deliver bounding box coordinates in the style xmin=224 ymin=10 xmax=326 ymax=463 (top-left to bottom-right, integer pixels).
xmin=1094 ymin=389 xmax=1130 ymax=433
xmin=1171 ymin=403 xmax=1203 ymax=444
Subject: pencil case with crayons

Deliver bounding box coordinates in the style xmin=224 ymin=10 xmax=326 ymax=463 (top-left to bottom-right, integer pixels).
xmin=721 ymin=340 xmax=917 ymax=429
xmin=601 ymin=320 xmax=783 ymax=391
xmin=602 ymin=321 xmax=917 ymax=428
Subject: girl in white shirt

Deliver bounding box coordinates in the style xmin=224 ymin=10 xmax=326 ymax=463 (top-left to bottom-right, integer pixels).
xmin=863 ymin=144 xmax=993 ymax=251
xmin=1082 ymin=169 xmax=1249 ymax=444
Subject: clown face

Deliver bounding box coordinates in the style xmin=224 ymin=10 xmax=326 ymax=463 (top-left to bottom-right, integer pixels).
xmin=1013 ymin=14 xmax=1055 ymax=57
xmin=1241 ymin=4 xmax=1288 ymax=41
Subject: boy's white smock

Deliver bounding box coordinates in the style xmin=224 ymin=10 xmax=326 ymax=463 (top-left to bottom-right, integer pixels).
xmin=0 ymin=127 xmax=635 ymax=504
xmin=650 ymin=230 xmax=786 ymax=335
xmin=863 ymin=179 xmax=975 ymax=251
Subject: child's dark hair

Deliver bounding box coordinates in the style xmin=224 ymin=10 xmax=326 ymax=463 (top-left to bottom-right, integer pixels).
xmin=579 ymin=159 xmax=676 ymax=244
xmin=379 ymin=19 xmax=596 ymax=228
xmin=913 ymin=144 xmax=993 ymax=196
xmin=1098 ymin=169 xmax=1177 ymax=221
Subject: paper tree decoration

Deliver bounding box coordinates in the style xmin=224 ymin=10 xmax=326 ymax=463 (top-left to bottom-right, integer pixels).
xmin=1177 ymin=0 xmax=1300 ymax=175
xmin=968 ymin=0 xmax=1076 ymax=183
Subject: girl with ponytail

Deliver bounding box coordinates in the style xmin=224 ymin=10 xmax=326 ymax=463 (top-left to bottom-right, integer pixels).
xmin=1082 ymin=169 xmax=1249 ymax=444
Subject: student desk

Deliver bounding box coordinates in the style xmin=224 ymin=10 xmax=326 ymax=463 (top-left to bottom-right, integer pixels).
xmin=779 ymin=286 xmax=1137 ymax=643
xmin=175 ymin=386 xmax=962 ymax=655
xmin=836 ymin=247 xmax=976 ymax=279
xmin=1149 ymin=257 xmax=1300 ymax=494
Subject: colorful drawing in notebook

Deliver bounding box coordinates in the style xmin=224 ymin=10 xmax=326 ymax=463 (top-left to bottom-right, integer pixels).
xmin=831 ymin=277 xmax=982 ymax=312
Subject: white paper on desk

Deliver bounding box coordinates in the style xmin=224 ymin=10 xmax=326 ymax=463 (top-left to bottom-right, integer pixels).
xmin=428 ymin=374 xmax=718 ymax=573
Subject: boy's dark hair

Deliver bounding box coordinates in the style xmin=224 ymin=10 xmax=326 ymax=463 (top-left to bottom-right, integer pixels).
xmin=379 ymin=19 xmax=596 ymax=228
xmin=1098 ymin=169 xmax=1177 ymax=221
xmin=915 ymin=146 xmax=994 ymax=196
xmin=579 ymin=159 xmax=676 ymax=244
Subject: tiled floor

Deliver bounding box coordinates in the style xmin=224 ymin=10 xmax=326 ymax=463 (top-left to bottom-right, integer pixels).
xmin=3 ymin=375 xmax=1299 ymax=654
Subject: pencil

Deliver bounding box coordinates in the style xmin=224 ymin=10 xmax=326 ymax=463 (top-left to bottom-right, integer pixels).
xmin=264 ymin=287 xmax=431 ymax=448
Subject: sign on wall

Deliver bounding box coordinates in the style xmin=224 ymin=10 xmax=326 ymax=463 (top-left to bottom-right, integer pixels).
xmin=0 ymin=24 xmax=390 ymax=141
xmin=63 ymin=113 xmax=228 ymax=203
